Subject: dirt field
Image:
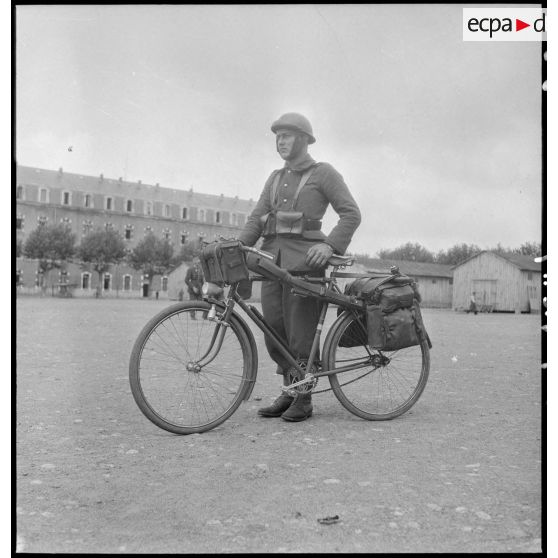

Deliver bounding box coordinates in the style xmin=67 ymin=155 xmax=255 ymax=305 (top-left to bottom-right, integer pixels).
xmin=15 ymin=297 xmax=542 ymax=553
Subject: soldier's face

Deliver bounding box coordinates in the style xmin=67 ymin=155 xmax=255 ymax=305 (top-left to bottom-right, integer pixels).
xmin=276 ymin=130 xmax=306 ymax=160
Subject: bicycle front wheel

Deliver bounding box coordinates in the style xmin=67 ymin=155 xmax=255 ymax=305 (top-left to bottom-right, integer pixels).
xmin=129 ymin=301 xmax=256 ymax=434
xmin=323 ymin=311 xmax=430 ymax=420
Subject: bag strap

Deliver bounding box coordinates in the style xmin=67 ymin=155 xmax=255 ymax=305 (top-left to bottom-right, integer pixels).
xmin=270 ymin=165 xmax=317 ymax=210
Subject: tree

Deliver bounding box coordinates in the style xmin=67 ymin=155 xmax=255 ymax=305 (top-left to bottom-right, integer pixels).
xmin=128 ymin=233 xmax=175 ymax=296
xmin=377 ymin=242 xmax=435 ymax=263
xmin=175 ymin=239 xmax=200 ymax=264
xmin=77 ymin=229 xmax=127 ymax=297
xmin=513 ymin=241 xmax=542 ymax=257
xmin=435 ymin=243 xmax=481 ymax=266
xmin=23 ymin=223 xmax=76 ymax=292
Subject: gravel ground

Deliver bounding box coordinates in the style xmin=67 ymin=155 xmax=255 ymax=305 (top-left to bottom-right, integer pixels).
xmin=16 ymin=297 xmax=542 ymax=553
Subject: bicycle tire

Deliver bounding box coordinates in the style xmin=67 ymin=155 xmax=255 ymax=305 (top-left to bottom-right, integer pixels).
xmin=323 ymin=310 xmax=430 ymax=420
xmin=129 ymin=301 xmax=256 ymax=434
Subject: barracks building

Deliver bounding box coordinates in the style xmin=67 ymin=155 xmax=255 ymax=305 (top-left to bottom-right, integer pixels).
xmin=15 ymin=164 xmax=255 ymax=298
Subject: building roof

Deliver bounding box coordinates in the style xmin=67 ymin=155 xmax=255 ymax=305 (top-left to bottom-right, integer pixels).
xmin=361 ymin=258 xmax=453 ymax=278
xmin=452 ymin=250 xmax=541 ymax=272
xmin=16 ymin=165 xmax=255 ymax=212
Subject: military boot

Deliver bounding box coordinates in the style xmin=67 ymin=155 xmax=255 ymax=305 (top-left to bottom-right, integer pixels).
xmin=257 ymin=375 xmax=294 ymax=418
xmin=281 ymin=392 xmax=313 ymax=422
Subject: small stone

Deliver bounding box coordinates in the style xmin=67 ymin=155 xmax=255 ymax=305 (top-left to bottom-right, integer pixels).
xmin=126 ymin=449 xmax=138 ymax=454
xmin=357 ymin=481 xmax=372 ymax=487
xmin=407 ymin=521 xmax=420 ymax=529
xmin=323 ymin=478 xmax=341 ymax=484
xmin=427 ymin=503 xmax=442 ymax=511
xmin=476 ymin=511 xmax=491 ymax=520
xmin=388 ymin=522 xmax=398 ymax=529
xmin=73 ymin=419 xmax=83 ymax=423
xmin=41 ymin=463 xmax=56 ymax=470
xmin=465 ymin=463 xmax=480 ymax=468
xmin=30 ymin=479 xmax=43 ymax=485
xmin=462 ymin=526 xmax=473 ymax=532
xmin=455 ymin=507 xmax=467 ymax=513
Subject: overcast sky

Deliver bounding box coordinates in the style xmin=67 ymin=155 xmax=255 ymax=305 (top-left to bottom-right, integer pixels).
xmin=15 ymin=4 xmax=542 ymax=256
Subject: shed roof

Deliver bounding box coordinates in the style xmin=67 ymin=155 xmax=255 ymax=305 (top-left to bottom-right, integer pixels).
xmin=361 ymin=258 xmax=453 ymax=278
xmin=452 ymin=251 xmax=541 ymax=272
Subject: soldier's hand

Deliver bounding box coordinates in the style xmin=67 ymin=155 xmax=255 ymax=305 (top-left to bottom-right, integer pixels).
xmin=305 ymin=243 xmax=334 ymax=268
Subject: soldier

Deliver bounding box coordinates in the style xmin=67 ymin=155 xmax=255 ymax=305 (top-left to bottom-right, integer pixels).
xmin=185 ymin=256 xmax=204 ymax=318
xmin=238 ymin=113 xmax=361 ymax=422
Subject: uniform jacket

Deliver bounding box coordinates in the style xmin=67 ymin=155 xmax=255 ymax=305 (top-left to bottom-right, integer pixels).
xmin=238 ymin=154 xmax=361 ymax=271
xmin=185 ymin=263 xmax=204 ymax=294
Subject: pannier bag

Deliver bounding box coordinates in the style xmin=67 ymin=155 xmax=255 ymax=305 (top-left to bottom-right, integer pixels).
xmin=200 ymin=240 xmax=249 ymax=286
xmin=339 ymin=273 xmax=431 ymax=351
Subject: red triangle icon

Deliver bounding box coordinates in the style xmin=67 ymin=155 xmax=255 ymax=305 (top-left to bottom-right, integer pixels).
xmin=516 ymin=19 xmax=530 ymax=31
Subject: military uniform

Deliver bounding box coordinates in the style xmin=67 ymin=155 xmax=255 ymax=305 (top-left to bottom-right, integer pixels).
xmin=238 ymin=153 xmax=361 ymax=372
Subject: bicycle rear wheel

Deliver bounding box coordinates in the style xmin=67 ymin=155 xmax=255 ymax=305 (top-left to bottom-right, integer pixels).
xmin=129 ymin=301 xmax=255 ymax=434
xmin=323 ymin=311 xmax=429 ymax=420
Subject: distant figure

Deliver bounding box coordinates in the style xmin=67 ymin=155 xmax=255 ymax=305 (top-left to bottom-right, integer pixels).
xmin=178 ymin=288 xmax=184 ymax=302
xmin=155 ymin=290 xmax=159 ymax=300
xmin=467 ymin=291 xmax=478 ymax=315
xmin=185 ymin=256 xmax=204 ymax=318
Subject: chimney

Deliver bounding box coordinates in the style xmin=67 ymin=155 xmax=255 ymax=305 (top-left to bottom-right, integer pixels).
xmin=58 ymin=167 xmax=63 ymax=174
xmin=118 ymin=177 xmax=123 ymax=183
xmin=100 ymin=173 xmax=104 ymax=180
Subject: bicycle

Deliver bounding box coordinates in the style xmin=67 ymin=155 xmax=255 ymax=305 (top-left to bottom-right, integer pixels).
xmin=129 ymin=243 xmax=430 ymax=435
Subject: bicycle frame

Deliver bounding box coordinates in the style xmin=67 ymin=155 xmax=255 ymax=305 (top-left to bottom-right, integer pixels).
xmin=202 ymin=268 xmax=372 ymax=389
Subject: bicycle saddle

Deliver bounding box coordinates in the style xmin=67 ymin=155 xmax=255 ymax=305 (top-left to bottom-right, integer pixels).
xmin=328 ymin=254 xmax=354 ymax=267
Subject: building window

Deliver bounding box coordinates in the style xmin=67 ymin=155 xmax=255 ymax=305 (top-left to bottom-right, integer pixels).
xmin=162 ymin=228 xmax=172 ymax=241
xmin=180 ymin=232 xmax=189 ymax=245
xmin=59 ymin=270 xmax=69 ymax=284
xmin=39 ymin=188 xmax=49 ymax=203
xmin=161 ymin=277 xmax=168 ymax=292
xmin=105 ymin=197 xmax=113 ymax=210
xmin=16 ymin=215 xmax=24 ymax=230
xmin=84 ymin=194 xmax=93 ymax=208
xmin=126 ymin=199 xmax=133 ymax=212
xmin=16 ymin=185 xmax=24 ymax=200
xmin=145 ymin=201 xmax=153 ymax=216
xmin=215 ymin=211 xmax=221 ymax=224
xmin=125 ymin=225 xmax=133 ymax=240
xmin=62 ymin=191 xmax=71 ymax=205
xmin=103 ymin=273 xmax=112 ymax=291
xmin=199 ymin=209 xmax=206 ymax=222
xmin=38 ymin=215 xmax=48 ymax=226
xmin=36 ymin=270 xmax=45 ymax=288
xmin=105 ymin=222 xmax=114 ymax=231
xmin=237 ymin=213 xmax=245 ymax=226
xmin=449 ymin=278 xmax=453 ymax=285
xmin=182 ymin=207 xmax=188 ymax=220
xmin=431 ymin=279 xmax=437 ymax=284
xmin=123 ymin=275 xmax=132 ymax=291
xmin=82 ymin=220 xmax=93 ymax=236
xmin=60 ymin=217 xmax=71 ymax=227
xmin=527 ymin=272 xmax=533 ymax=281
xmin=231 ymin=213 xmax=237 ymax=226
xmin=81 ymin=272 xmax=91 ymax=290
xmin=16 ymin=269 xmax=23 ymax=286
xmin=164 ymin=204 xmax=171 ymax=218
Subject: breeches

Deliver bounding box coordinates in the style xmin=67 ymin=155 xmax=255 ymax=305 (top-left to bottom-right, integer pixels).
xmin=261 ymin=279 xmax=323 ymax=373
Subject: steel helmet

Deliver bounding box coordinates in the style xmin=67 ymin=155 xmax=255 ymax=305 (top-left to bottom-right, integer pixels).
xmin=270 ymin=113 xmax=316 ymax=144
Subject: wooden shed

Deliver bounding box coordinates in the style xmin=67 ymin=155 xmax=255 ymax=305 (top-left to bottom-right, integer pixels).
xmin=451 ymin=251 xmax=541 ymax=313
xmin=361 ymin=258 xmax=454 ymax=308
